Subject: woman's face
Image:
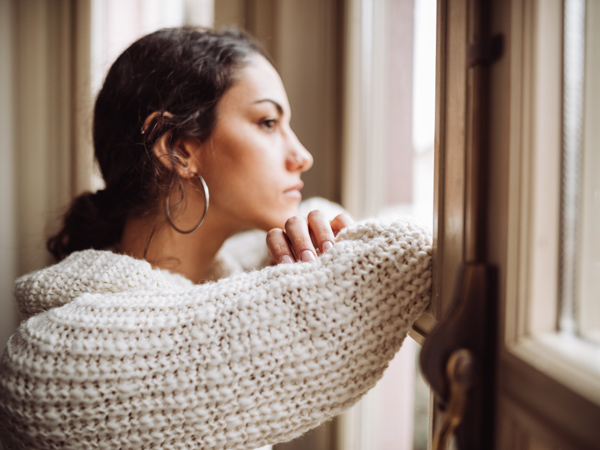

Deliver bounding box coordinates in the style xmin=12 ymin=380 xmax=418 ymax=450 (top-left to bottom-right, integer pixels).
xmin=196 ymin=54 xmax=313 ymax=232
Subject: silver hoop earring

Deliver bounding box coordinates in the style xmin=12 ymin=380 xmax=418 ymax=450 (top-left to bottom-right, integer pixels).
xmin=165 ymin=174 xmax=210 ymax=234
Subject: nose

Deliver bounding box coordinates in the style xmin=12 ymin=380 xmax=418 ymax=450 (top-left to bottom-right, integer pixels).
xmin=286 ymin=130 xmax=313 ymax=172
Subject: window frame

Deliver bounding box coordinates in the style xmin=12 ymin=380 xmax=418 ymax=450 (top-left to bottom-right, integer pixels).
xmin=495 ymin=0 xmax=600 ymax=447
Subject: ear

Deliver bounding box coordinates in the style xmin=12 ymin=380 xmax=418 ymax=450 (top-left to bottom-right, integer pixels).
xmin=144 ymin=112 xmax=202 ymax=178
xmin=151 ymin=133 xmax=203 ymax=178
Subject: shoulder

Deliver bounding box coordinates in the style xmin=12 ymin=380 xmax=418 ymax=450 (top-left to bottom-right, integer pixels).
xmin=14 ymin=249 xmax=193 ymax=319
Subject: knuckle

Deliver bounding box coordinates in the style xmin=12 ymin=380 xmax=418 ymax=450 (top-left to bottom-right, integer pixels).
xmin=307 ymin=210 xmax=324 ymax=221
xmin=266 ymin=228 xmax=283 ymax=242
xmin=336 ymin=213 xmax=352 ymax=224
xmin=285 ymin=215 xmax=305 ymax=228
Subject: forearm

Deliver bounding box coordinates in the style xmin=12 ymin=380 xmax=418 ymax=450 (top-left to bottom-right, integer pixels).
xmin=0 ymin=219 xmax=431 ymax=449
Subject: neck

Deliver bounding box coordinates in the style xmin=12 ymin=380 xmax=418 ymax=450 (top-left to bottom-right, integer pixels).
xmin=119 ymin=212 xmax=239 ymax=284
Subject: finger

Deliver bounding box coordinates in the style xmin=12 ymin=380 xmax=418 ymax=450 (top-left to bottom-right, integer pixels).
xmin=266 ymin=228 xmax=295 ymax=264
xmin=307 ymin=210 xmax=336 ymax=254
xmin=284 ymin=216 xmax=317 ymax=263
xmin=330 ymin=213 xmax=353 ymax=236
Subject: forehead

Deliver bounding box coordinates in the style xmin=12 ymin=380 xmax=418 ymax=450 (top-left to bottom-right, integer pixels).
xmin=218 ymin=55 xmax=290 ymax=113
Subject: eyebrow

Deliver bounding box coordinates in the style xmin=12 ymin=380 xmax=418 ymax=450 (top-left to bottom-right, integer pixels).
xmin=253 ymin=98 xmax=284 ymax=115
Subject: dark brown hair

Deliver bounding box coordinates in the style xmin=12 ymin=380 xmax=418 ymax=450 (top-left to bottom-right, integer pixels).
xmin=47 ymin=27 xmax=268 ymax=261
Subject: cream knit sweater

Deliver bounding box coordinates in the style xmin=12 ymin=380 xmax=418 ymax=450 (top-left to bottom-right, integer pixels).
xmin=0 ymin=217 xmax=431 ymax=450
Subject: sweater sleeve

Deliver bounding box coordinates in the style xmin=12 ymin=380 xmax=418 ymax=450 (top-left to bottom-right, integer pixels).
xmin=0 ymin=219 xmax=431 ymax=450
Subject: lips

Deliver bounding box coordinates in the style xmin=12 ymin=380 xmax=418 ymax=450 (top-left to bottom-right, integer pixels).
xmin=283 ymin=181 xmax=304 ymax=199
xmin=284 ymin=181 xmax=304 ymax=193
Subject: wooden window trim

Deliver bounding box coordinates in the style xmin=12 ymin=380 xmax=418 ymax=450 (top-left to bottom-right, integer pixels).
xmin=497 ymin=0 xmax=600 ymax=448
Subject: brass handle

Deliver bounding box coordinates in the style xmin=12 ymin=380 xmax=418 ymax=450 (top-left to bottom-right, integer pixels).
xmin=432 ymin=349 xmax=475 ymax=450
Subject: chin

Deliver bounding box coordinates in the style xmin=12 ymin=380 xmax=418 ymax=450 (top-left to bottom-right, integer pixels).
xmin=259 ymin=205 xmax=300 ymax=231
xmin=282 ymin=203 xmax=301 ymax=221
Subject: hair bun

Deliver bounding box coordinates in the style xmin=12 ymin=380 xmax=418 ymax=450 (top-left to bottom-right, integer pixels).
xmin=92 ymin=188 xmax=110 ymax=207
xmin=47 ymin=190 xmax=125 ymax=261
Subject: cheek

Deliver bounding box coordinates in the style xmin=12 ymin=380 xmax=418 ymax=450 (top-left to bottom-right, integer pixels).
xmin=203 ymin=153 xmax=271 ymax=210
xmin=224 ymin=142 xmax=283 ymax=188
xmin=214 ymin=125 xmax=277 ymax=167
xmin=201 ymin=128 xmax=290 ymax=220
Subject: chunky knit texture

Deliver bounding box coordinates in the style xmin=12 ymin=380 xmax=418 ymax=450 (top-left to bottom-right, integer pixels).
xmin=0 ymin=218 xmax=431 ymax=450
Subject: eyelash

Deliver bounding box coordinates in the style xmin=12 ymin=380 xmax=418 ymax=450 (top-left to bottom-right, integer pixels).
xmin=260 ymin=118 xmax=278 ymax=131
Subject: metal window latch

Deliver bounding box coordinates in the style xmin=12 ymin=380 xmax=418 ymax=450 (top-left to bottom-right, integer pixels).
xmin=420 ymin=264 xmax=497 ymax=450
xmin=432 ymin=349 xmax=475 ymax=450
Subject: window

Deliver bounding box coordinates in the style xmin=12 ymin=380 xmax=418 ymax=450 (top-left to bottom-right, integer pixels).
xmin=493 ymin=0 xmax=600 ymax=447
xmin=340 ymin=0 xmax=436 ymax=448
xmin=562 ymin=0 xmax=600 ymax=346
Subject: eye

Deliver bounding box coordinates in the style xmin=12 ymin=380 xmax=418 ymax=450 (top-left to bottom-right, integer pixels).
xmin=260 ymin=118 xmax=278 ymax=131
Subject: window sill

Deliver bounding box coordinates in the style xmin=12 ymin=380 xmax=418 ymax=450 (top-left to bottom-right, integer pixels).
xmin=507 ymin=333 xmax=600 ymax=407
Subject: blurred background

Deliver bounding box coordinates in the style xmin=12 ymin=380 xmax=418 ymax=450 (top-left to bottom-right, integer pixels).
xmin=0 ymin=0 xmax=436 ymax=448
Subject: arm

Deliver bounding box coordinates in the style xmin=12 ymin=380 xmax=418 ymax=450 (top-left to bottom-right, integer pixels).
xmin=0 ymin=219 xmax=431 ymax=450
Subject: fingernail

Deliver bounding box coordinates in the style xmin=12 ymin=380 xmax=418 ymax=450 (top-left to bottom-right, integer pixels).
xmin=301 ymin=250 xmax=316 ymax=262
xmin=322 ymin=241 xmax=334 ymax=252
xmin=281 ymin=255 xmax=294 ymax=264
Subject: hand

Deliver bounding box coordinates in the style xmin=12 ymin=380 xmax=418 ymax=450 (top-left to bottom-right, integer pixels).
xmin=267 ymin=211 xmax=353 ymax=264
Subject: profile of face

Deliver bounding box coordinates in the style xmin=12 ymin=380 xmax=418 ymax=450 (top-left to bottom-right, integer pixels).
xmin=190 ymin=54 xmax=313 ymax=233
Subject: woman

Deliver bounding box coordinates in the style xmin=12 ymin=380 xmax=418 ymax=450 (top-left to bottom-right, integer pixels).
xmin=0 ymin=28 xmax=431 ymax=449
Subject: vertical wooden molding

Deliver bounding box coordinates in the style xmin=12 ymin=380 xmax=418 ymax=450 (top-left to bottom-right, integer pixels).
xmin=0 ymin=0 xmax=20 ymax=352
xmin=213 ymin=0 xmax=247 ymax=30
xmin=15 ymin=0 xmax=54 ymax=273
xmin=341 ymin=0 xmax=363 ymax=217
xmin=432 ymin=0 xmax=447 ymax=320
xmin=433 ymin=0 xmax=469 ymax=319
xmin=341 ymin=0 xmax=392 ymax=218
xmin=246 ymin=0 xmax=279 ymax=61
xmin=72 ymin=0 xmax=94 ymax=196
xmin=13 ymin=0 xmax=91 ymax=273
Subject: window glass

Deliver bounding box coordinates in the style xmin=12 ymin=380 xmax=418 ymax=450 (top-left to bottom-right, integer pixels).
xmin=560 ymin=0 xmax=600 ymax=345
xmin=343 ymin=0 xmax=436 ymax=448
